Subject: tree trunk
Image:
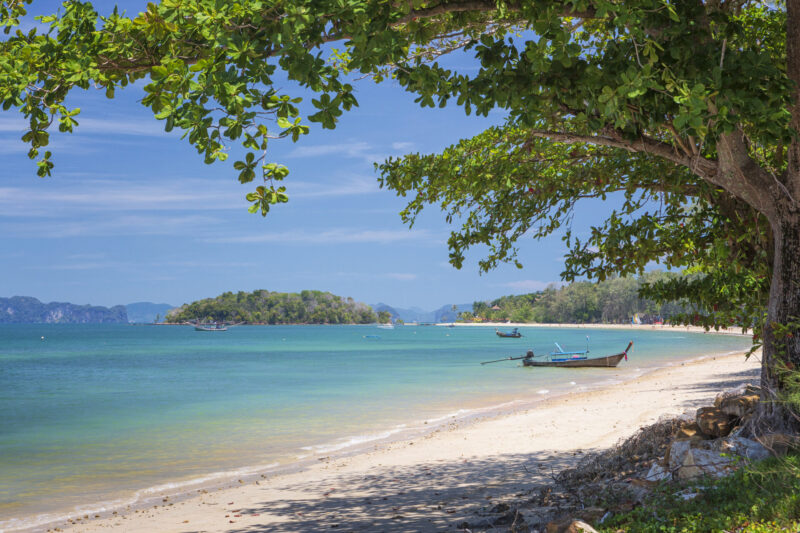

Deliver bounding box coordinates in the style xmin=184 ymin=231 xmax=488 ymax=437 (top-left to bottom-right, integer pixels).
xmin=757 ymin=211 xmax=800 ymax=434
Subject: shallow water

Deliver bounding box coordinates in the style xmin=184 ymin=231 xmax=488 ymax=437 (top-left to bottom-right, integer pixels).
xmin=0 ymin=324 xmax=750 ymax=530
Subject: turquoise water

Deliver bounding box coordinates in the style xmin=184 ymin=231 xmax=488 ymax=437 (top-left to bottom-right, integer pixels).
xmin=0 ymin=324 xmax=750 ymax=530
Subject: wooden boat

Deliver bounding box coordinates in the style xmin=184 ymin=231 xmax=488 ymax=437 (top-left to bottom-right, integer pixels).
xmin=496 ymin=328 xmax=522 ymax=338
xmin=194 ymin=323 xmax=228 ymax=331
xmin=522 ymin=341 xmax=633 ymax=368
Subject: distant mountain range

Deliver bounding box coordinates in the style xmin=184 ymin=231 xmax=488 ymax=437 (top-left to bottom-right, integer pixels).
xmin=1 ymin=295 xmax=472 ymax=325
xmin=372 ymin=302 xmax=473 ymax=323
xmin=0 ymin=296 xmax=128 ymax=324
xmin=125 ymin=302 xmax=175 ymax=323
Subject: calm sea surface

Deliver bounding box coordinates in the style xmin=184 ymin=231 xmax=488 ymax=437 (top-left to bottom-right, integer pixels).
xmin=0 ymin=324 xmax=750 ymax=530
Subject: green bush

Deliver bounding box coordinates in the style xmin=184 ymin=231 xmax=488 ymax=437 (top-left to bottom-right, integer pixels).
xmin=600 ymin=454 xmax=800 ymax=532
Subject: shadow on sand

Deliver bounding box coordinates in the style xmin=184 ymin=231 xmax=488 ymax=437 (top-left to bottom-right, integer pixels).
xmin=207 ymin=364 xmax=761 ymax=532
xmin=222 ymin=450 xmax=577 ymax=532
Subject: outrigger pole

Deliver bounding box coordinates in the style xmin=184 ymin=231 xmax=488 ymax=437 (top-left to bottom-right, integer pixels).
xmin=480 ymin=355 xmax=528 ymax=365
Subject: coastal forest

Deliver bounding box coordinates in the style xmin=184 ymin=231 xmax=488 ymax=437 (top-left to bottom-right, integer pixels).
xmin=465 ymin=272 xmax=688 ymax=325
xmin=166 ymin=290 xmax=377 ymax=325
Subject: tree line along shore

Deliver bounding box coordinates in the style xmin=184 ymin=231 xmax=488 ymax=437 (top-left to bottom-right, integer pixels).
xmin=163 ymin=272 xmax=722 ymax=328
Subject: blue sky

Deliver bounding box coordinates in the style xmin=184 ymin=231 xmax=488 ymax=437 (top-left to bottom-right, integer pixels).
xmin=1 ymin=2 xmax=618 ymax=310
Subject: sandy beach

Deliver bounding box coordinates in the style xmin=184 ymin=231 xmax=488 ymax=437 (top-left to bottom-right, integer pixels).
xmin=440 ymin=322 xmax=750 ymax=336
xmin=48 ymin=348 xmax=761 ymax=533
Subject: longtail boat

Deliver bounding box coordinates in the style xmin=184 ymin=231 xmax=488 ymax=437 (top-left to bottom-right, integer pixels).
xmin=194 ymin=323 xmax=228 ymax=331
xmin=495 ymin=328 xmax=522 ymax=338
xmin=190 ymin=321 xmax=243 ymax=331
xmin=522 ymin=341 xmax=633 ymax=368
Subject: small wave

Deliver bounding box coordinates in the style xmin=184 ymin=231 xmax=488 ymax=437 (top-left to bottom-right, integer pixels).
xmin=421 ymin=409 xmax=473 ymax=426
xmin=300 ymin=426 xmax=409 ymax=455
xmin=131 ymin=463 xmax=279 ymax=498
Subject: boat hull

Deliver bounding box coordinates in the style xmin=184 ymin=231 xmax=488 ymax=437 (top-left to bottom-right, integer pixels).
xmin=496 ymin=332 xmax=522 ymax=338
xmin=522 ymin=352 xmax=626 ymax=368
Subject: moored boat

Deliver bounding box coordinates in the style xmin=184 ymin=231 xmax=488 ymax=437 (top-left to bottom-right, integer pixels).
xmin=522 ymin=341 xmax=633 ymax=368
xmin=495 ymin=328 xmax=522 ymax=338
xmin=191 ymin=321 xmax=229 ymax=331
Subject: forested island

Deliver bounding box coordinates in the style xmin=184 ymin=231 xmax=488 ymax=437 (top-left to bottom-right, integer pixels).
xmin=166 ymin=290 xmax=378 ymax=324
xmin=463 ymin=272 xmax=690 ymax=324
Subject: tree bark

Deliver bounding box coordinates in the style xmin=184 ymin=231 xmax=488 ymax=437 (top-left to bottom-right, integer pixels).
xmin=757 ymin=208 xmax=800 ymax=434
xmin=754 ymin=0 xmax=800 ymax=434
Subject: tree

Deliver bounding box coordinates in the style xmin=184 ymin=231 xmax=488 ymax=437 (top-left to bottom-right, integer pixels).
xmin=1 ymin=0 xmax=797 ymax=432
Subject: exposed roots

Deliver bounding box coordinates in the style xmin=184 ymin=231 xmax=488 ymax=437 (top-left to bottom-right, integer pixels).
xmin=556 ymin=417 xmax=680 ymax=487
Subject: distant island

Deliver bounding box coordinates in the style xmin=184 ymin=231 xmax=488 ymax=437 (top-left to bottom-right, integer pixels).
xmin=0 ymin=296 xmax=128 ymax=324
xmin=371 ymin=302 xmax=472 ymax=324
xmin=126 ymin=302 xmax=175 ymax=323
xmin=166 ymin=290 xmax=378 ymax=325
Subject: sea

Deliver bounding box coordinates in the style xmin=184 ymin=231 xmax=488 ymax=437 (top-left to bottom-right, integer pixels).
xmin=0 ymin=324 xmax=751 ymax=531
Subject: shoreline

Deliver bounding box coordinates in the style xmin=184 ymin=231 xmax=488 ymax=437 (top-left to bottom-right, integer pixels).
xmin=437 ymin=321 xmax=750 ymax=336
xmin=31 ymin=347 xmax=761 ymax=533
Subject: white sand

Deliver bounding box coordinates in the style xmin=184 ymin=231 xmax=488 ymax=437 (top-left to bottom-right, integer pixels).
xmin=439 ymin=322 xmax=749 ymax=336
xmin=52 ymin=350 xmax=760 ymax=533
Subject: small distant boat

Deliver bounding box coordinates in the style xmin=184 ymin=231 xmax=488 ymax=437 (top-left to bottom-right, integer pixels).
xmin=522 ymin=341 xmax=633 ymax=368
xmin=190 ymin=321 xmax=242 ymax=331
xmin=194 ymin=323 xmax=228 ymax=331
xmin=377 ymin=323 xmax=395 ymax=330
xmin=496 ymin=328 xmax=522 ymax=338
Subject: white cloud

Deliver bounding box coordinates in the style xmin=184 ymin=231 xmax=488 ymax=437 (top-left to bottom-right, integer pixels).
xmin=214 ymin=228 xmax=428 ymax=245
xmin=291 ymin=175 xmax=381 ymax=198
xmin=0 ymin=118 xmax=27 ymax=133
xmin=161 ymin=260 xmax=259 ymax=269
xmin=32 ymin=258 xmax=258 ymax=270
xmin=38 ymin=261 xmax=127 ymax=271
xmin=1 ymin=213 xmax=225 ymax=238
xmin=0 ymin=116 xmax=168 ymax=137
xmin=287 ymin=141 xmax=386 ymax=163
xmin=0 ymin=174 xmax=386 ymax=221
xmin=0 ymin=178 xmax=243 ymax=215
xmin=502 ymin=280 xmax=562 ymax=291
xmin=391 ymin=141 xmax=415 ymax=151
xmin=77 ymin=117 xmax=168 ymax=137
xmin=384 ymin=273 xmax=417 ymax=281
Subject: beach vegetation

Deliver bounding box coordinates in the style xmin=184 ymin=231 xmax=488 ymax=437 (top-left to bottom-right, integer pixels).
xmin=598 ymin=453 xmax=800 ymax=533
xmin=166 ymin=289 xmax=377 ymax=325
xmin=469 ymin=271 xmax=689 ymax=324
xmin=1 ymin=0 xmax=799 ymax=431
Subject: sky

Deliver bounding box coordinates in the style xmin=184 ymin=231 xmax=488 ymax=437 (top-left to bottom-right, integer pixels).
xmin=1 ymin=2 xmax=622 ymax=310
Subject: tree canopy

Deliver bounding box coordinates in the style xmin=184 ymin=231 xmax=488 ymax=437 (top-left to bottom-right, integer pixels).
xmin=466 ymin=272 xmax=690 ymax=324
xmin=1 ymin=0 xmax=798 ymax=431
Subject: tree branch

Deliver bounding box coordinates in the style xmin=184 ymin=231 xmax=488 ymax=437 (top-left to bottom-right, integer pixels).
xmin=525 ymin=129 xmax=718 ymax=180
xmin=394 ymin=1 xmax=507 ymax=25
xmin=715 ymin=130 xmax=780 ymax=220
xmin=392 ymin=0 xmax=596 ymax=26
